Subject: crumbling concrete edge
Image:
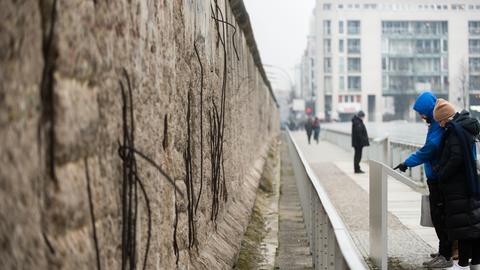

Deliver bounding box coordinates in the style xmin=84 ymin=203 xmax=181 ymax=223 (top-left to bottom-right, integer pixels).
xmin=195 ymin=138 xmax=276 ymax=269
xmin=229 ymin=0 xmax=279 ymax=108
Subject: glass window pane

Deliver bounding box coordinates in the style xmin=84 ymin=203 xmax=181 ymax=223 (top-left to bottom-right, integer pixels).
xmin=347 ymin=39 xmax=361 ymax=53
xmin=348 ymin=76 xmax=361 ymax=91
xmin=324 ymin=20 xmax=331 ymax=35
xmin=324 ymin=57 xmax=332 ymax=73
xmin=348 ymin=58 xmax=361 ymax=72
xmin=324 ymin=39 xmax=331 ymax=53
xmin=324 ymin=76 xmax=332 ymax=93
xmin=347 ymin=20 xmax=360 ymax=35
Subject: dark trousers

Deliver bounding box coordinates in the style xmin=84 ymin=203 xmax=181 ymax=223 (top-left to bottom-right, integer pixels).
xmin=428 ymin=181 xmax=453 ymax=259
xmin=353 ymin=146 xmax=363 ymax=172
xmin=306 ymin=132 xmax=312 ymax=144
xmin=459 ymin=238 xmax=480 ymax=266
xmin=313 ymin=130 xmax=320 ymax=143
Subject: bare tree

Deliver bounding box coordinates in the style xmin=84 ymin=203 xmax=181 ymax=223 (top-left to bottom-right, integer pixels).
xmin=458 ymin=58 xmax=469 ymax=110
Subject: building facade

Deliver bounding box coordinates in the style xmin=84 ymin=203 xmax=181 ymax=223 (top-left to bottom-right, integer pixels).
xmin=298 ymin=13 xmax=318 ymax=114
xmin=308 ymin=0 xmax=480 ymax=121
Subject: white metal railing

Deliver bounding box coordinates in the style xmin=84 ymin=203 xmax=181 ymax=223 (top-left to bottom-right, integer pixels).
xmin=287 ymin=131 xmax=367 ymax=270
xmin=368 ymin=160 xmax=418 ymax=269
xmin=321 ymin=127 xmax=427 ymax=187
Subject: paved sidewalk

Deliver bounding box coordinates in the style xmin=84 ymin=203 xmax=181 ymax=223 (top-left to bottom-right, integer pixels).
xmin=275 ymin=141 xmax=313 ymax=269
xmin=291 ymin=132 xmax=436 ymax=269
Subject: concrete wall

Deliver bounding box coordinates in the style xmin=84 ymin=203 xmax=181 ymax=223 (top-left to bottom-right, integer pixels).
xmin=0 ymin=0 xmax=279 ymax=269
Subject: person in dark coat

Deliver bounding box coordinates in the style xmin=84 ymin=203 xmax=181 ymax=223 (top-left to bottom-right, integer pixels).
xmin=433 ymin=99 xmax=480 ymax=270
xmin=351 ymin=111 xmax=369 ymax=173
xmin=305 ymin=117 xmax=313 ymax=144
xmin=313 ymin=117 xmax=321 ymax=144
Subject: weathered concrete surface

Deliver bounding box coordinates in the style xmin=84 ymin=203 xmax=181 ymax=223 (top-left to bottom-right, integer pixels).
xmin=275 ymin=141 xmax=313 ymax=269
xmin=235 ymin=139 xmax=280 ymax=270
xmin=0 ymin=0 xmax=279 ymax=269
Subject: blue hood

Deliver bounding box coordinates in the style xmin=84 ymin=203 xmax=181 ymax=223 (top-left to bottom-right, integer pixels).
xmin=404 ymin=91 xmax=444 ymax=181
xmin=413 ymin=91 xmax=437 ymax=121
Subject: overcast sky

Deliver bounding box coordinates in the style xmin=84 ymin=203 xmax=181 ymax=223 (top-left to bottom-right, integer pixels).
xmin=243 ymin=0 xmax=316 ymax=92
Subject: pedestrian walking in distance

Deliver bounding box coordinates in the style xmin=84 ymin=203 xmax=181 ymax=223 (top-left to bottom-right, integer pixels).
xmin=351 ymin=110 xmax=369 ymax=173
xmin=433 ymin=99 xmax=480 ymax=270
xmin=313 ymin=117 xmax=321 ymax=144
xmin=305 ymin=117 xmax=313 ymax=144
xmin=393 ymin=92 xmax=453 ymax=268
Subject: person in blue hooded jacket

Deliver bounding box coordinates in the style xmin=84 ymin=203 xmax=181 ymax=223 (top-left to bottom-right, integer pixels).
xmin=393 ymin=91 xmax=453 ymax=268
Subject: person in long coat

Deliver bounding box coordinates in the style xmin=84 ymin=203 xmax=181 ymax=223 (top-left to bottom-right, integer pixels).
xmin=433 ymin=99 xmax=480 ymax=270
xmin=351 ymin=111 xmax=369 ymax=173
xmin=305 ymin=117 xmax=313 ymax=144
xmin=312 ymin=117 xmax=321 ymax=144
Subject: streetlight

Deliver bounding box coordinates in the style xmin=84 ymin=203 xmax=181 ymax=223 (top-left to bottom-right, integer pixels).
xmin=264 ymin=64 xmax=295 ymax=95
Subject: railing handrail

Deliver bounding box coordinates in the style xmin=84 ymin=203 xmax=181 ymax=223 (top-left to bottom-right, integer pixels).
xmin=369 ymin=159 xmax=425 ymax=269
xmin=370 ymin=159 xmax=424 ymax=189
xmin=322 ymin=126 xmax=424 ymax=148
xmin=287 ymin=131 xmax=367 ymax=270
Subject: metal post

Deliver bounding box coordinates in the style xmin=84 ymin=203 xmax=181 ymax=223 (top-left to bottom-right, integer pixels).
xmin=369 ymin=161 xmax=388 ymax=270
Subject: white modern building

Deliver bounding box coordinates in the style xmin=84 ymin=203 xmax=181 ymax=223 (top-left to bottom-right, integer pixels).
xmin=298 ymin=13 xmax=317 ymax=113
xmin=307 ymin=0 xmax=480 ymax=122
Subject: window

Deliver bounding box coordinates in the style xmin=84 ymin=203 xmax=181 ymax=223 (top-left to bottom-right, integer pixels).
xmin=339 ymin=21 xmax=344 ymax=34
xmin=416 ymin=76 xmax=441 ymax=90
xmin=324 ymin=39 xmax=331 ymax=54
xmin=338 ymin=4 xmax=343 ymax=9
xmin=347 ymin=39 xmax=361 ymax=53
xmin=470 ymin=76 xmax=480 ymax=90
xmin=324 ymin=76 xmax=332 ymax=93
xmin=324 ymin=58 xmax=332 ymax=73
xmin=470 ymin=58 xmax=480 ymax=72
xmin=382 ymin=21 xmax=447 ymax=35
xmin=348 ymin=76 xmax=361 ymax=91
xmin=443 ymin=40 xmax=448 ymax=52
xmin=443 ymin=76 xmax=449 ymax=88
xmin=389 ymin=58 xmax=411 ymax=72
xmin=339 ymin=76 xmax=345 ymax=91
xmin=442 ymin=56 xmax=448 ymax=71
xmin=339 ymin=57 xmax=345 ymax=72
xmin=339 ymin=39 xmax=344 ymax=52
xmin=415 ymin=40 xmax=441 ymax=54
xmin=470 ymin=21 xmax=480 ymax=36
xmin=388 ymin=39 xmax=412 ymax=54
xmin=413 ymin=58 xmax=440 ymax=73
xmin=389 ymin=76 xmax=413 ymax=92
xmin=382 ymin=57 xmax=387 ymax=71
xmin=323 ymin=3 xmax=332 ymax=10
xmin=348 ymin=58 xmax=361 ymax=72
xmin=324 ymin=20 xmax=331 ymax=35
xmin=347 ymin=21 xmax=360 ymax=35
xmin=469 ymin=39 xmax=480 ymax=54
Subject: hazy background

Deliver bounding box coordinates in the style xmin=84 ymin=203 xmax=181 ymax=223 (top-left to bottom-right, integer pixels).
xmin=243 ymin=0 xmax=316 ymax=91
